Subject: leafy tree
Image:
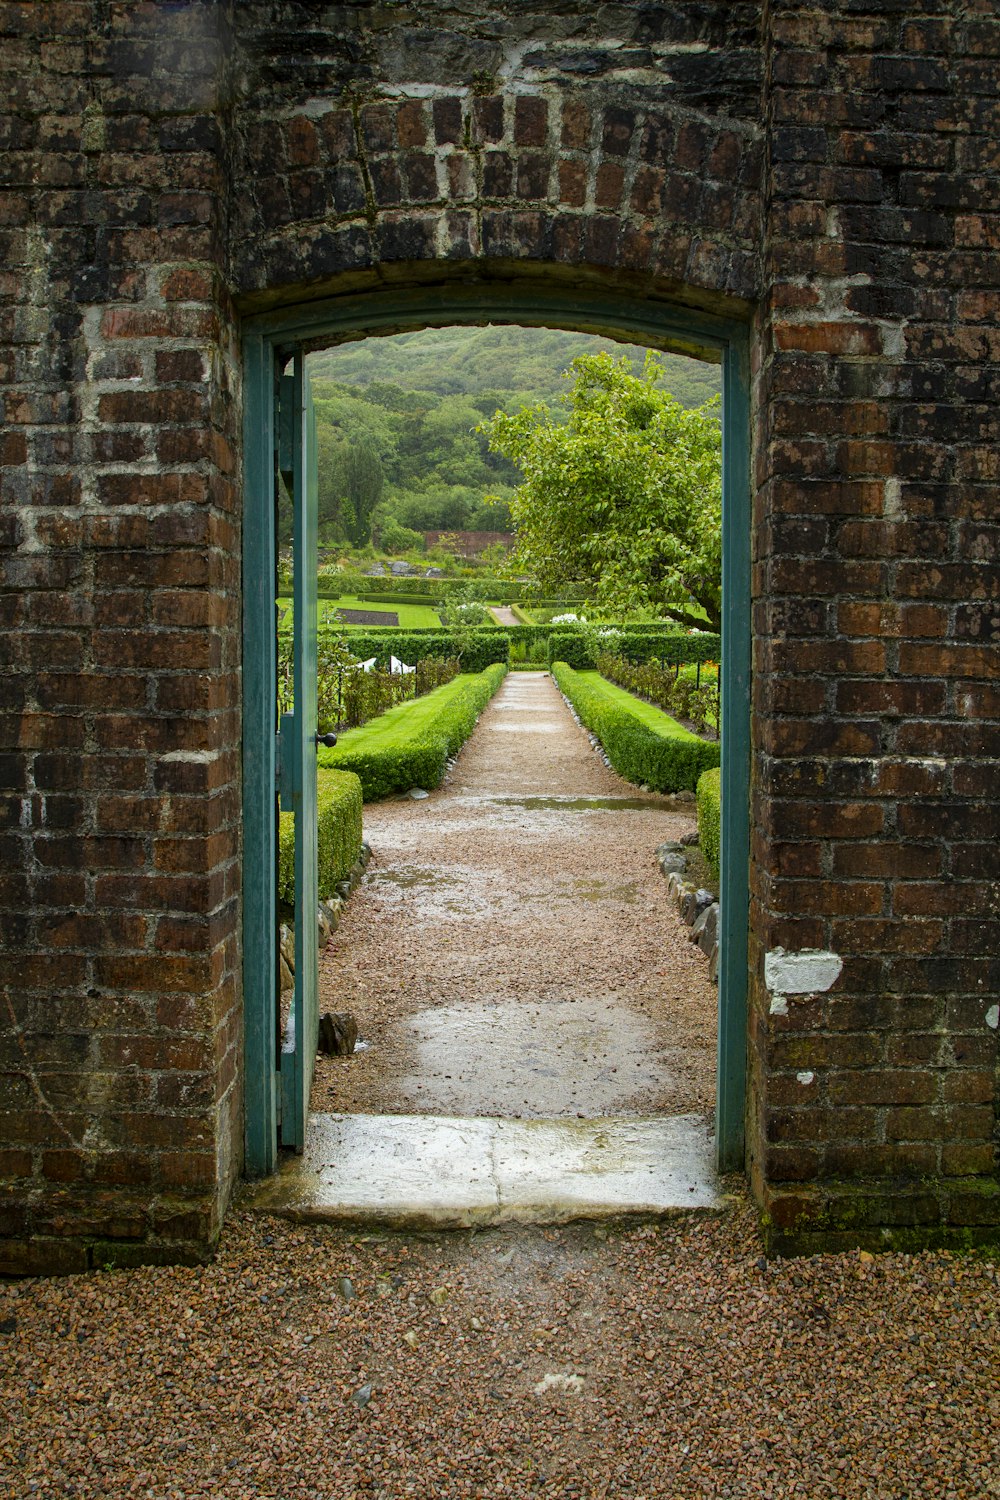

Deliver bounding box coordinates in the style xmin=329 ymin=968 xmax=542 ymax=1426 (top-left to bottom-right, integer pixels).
xmin=480 ymin=352 xmax=722 ymax=631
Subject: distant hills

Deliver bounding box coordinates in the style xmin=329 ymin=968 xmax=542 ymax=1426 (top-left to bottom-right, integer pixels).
xmin=309 ymin=323 xmax=721 ymax=409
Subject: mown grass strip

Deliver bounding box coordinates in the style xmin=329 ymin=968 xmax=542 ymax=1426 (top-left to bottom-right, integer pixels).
xmin=277 ymin=595 xmax=443 ymax=629
xmin=553 ymin=663 xmax=720 ymax=793
xmin=319 ymin=662 xmax=507 ymax=800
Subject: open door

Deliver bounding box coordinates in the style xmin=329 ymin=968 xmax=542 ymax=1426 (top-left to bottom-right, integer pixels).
xmin=276 ymin=352 xmax=319 ymax=1151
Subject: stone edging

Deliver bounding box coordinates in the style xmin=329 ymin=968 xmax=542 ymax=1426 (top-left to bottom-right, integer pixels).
xmin=655 ymin=839 xmax=720 ymax=985
xmin=279 ymin=840 xmax=372 ymax=991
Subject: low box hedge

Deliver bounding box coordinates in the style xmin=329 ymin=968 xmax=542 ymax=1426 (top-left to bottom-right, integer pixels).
xmin=319 ymin=662 xmax=507 ymax=800
xmin=547 ymin=628 xmax=721 ymax=670
xmin=334 ymin=628 xmax=510 ymax=673
xmin=278 ymin=767 xmax=363 ymax=906
xmin=552 ymin=663 xmax=721 ymax=793
xmin=696 ymin=766 xmax=722 ymax=882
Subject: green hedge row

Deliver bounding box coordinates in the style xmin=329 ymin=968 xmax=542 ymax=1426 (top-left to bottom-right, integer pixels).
xmin=547 ymin=629 xmax=721 ymax=670
xmin=353 ymin=577 xmax=590 ymax=603
xmin=333 ymin=628 xmax=510 ymax=673
xmin=552 ymin=663 xmax=721 ymax=793
xmin=696 ymin=767 xmax=722 ymax=882
xmin=319 ymin=663 xmax=507 ymax=800
xmin=278 ymin=767 xmax=363 ymax=906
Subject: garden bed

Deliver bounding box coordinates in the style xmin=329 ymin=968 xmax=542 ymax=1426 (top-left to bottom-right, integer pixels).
xmin=319 ymin=662 xmax=507 ymax=800
xmin=552 ymin=663 xmax=720 ymax=793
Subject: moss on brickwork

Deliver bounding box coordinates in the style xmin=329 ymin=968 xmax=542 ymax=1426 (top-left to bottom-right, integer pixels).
xmin=762 ymin=1178 xmax=1000 ymax=1258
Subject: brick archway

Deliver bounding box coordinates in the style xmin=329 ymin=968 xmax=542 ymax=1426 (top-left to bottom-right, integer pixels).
xmin=2 ymin=3 xmax=997 ymax=1273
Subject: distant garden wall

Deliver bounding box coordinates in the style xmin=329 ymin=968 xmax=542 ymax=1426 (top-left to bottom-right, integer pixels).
xmin=1 ymin=1 xmax=997 ymax=1269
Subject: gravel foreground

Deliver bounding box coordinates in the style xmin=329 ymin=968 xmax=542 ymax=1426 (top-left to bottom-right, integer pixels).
xmin=2 ymin=1201 xmax=998 ymax=1500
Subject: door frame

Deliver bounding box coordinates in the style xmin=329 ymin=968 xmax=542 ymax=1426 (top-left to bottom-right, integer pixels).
xmin=241 ymin=280 xmax=752 ymax=1177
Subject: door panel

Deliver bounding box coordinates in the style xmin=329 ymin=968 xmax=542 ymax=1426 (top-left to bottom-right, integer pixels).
xmin=278 ymin=353 xmax=319 ymax=1151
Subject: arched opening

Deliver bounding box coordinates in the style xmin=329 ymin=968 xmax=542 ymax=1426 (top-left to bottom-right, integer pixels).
xmin=242 ymin=276 xmax=751 ymax=1205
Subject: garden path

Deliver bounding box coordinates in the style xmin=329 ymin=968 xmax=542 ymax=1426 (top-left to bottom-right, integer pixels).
xmin=311 ymin=670 xmax=717 ymax=1120
xmin=488 ymin=604 xmax=520 ymax=625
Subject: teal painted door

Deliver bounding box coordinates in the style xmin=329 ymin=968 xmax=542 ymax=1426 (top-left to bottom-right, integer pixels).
xmin=278 ymin=353 xmax=319 ymax=1151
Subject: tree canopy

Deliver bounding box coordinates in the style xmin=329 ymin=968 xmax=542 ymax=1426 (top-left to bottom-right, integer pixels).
xmin=480 ymin=352 xmax=723 ymax=631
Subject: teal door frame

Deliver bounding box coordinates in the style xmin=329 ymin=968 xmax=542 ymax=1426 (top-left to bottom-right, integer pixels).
xmin=241 ymin=281 xmax=752 ymax=1178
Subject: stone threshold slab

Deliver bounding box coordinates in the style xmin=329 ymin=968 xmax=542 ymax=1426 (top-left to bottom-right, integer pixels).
xmin=245 ymin=1113 xmax=723 ymax=1229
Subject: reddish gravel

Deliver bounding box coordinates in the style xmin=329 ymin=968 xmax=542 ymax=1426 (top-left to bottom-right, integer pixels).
xmin=2 ymin=1204 xmax=998 ymax=1499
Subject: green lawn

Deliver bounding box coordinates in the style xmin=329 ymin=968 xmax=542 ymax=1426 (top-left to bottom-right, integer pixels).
xmin=277 ymin=595 xmax=444 ymax=629
xmin=574 ymin=671 xmax=704 ymax=736
xmin=318 ymin=665 xmax=507 ymax=800
xmin=326 ymin=672 xmax=479 ymax=754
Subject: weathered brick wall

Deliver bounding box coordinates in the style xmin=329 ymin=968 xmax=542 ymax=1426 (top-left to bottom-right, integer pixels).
xmin=1 ymin=0 xmax=997 ymax=1268
xmin=0 ymin=3 xmax=243 ymax=1272
xmin=751 ymin=2 xmax=1000 ymax=1251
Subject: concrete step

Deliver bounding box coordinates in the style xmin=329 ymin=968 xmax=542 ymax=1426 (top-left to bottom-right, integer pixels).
xmin=245 ymin=1113 xmax=724 ymax=1230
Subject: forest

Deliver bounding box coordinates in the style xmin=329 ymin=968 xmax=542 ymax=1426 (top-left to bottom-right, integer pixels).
xmin=296 ymin=325 xmax=722 ymax=552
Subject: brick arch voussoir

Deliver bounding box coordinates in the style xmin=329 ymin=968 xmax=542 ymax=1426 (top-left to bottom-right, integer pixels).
xmin=229 ymin=90 xmax=763 ymax=308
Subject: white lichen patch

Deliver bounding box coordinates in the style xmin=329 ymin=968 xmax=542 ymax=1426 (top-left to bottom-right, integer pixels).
xmin=765 ymin=948 xmax=843 ymax=997
xmin=796 ymin=1071 xmax=815 ymax=1086
xmin=986 ymin=1005 xmax=999 ymax=1031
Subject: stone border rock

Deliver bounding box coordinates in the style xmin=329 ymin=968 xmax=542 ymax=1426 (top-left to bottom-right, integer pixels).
xmin=655 ymin=838 xmax=720 ymax=985
xmin=280 ymin=839 xmax=372 ymax=993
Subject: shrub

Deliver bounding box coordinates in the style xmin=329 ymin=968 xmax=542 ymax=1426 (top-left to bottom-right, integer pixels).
xmin=548 ymin=628 xmax=721 ymax=670
xmin=278 ymin=767 xmax=363 ymax=905
xmin=319 ymin=663 xmax=507 ymax=800
xmin=697 ymin=767 xmax=722 ymax=882
xmin=333 ymin=628 xmax=509 ymax=673
xmin=552 ymin=663 xmax=720 ymax=793
xmin=278 ymin=632 xmax=461 ymax=733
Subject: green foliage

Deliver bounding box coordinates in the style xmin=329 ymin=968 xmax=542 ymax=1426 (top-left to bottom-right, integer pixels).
xmin=306 ymin=329 xmax=719 ymax=554
xmin=338 ymin=441 xmax=384 ymax=546
xmin=319 ymin=664 xmax=507 ymax=800
xmin=278 ymin=768 xmax=363 ymax=905
xmin=437 ymin=581 xmax=493 ymax=660
xmin=481 ymin=351 xmax=723 ymax=630
xmin=552 ymin=663 xmax=720 ymax=793
xmin=546 ymin=628 xmax=721 ymax=670
xmin=377 ymin=517 xmax=425 ymax=554
xmin=597 ymin=652 xmax=719 ymax=738
xmin=278 ymin=628 xmax=461 ymax=734
xmin=325 ymin=629 xmax=510 ymax=673
xmin=696 ymin=768 xmax=722 ymax=883
xmin=309 ymin=326 xmax=720 ymax=409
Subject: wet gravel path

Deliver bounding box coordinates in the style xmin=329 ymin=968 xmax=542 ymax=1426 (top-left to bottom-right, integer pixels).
xmin=3 ymin=1206 xmax=997 ymax=1499
xmin=312 ymin=671 xmax=716 ymax=1119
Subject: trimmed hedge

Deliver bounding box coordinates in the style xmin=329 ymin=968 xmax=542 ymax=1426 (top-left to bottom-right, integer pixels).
xmin=319 ymin=663 xmax=507 ymax=800
xmin=553 ymin=663 xmax=720 ymax=793
xmin=288 ymin=628 xmax=510 ymax=672
xmin=354 ymin=577 xmax=591 ymax=603
xmin=278 ymin=767 xmax=363 ymax=906
xmin=547 ymin=629 xmax=721 ymax=670
xmin=696 ymin=767 xmax=722 ymax=882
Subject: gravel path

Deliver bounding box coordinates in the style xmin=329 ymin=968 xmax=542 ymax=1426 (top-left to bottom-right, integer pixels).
xmin=3 ymin=1206 xmax=997 ymax=1498
xmin=312 ymin=672 xmax=716 ymax=1119
xmin=5 ymin=679 xmax=998 ymax=1497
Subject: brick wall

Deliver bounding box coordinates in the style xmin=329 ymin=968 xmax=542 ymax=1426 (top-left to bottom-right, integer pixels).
xmin=751 ymin=2 xmax=1000 ymax=1251
xmin=0 ymin=2 xmax=243 ymax=1272
xmin=1 ymin=0 xmax=997 ymax=1268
